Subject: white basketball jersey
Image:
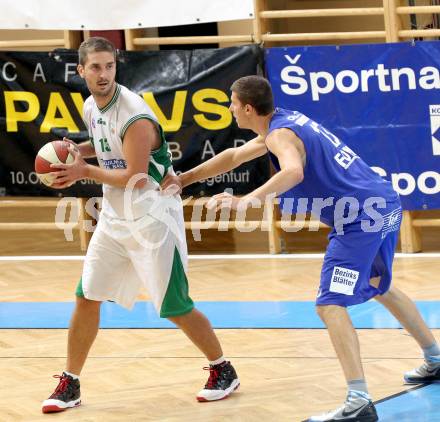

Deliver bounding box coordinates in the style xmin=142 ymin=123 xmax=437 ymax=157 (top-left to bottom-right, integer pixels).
xmin=83 ymin=84 xmax=174 ymax=220
xmin=81 ymin=85 xmax=189 ymax=314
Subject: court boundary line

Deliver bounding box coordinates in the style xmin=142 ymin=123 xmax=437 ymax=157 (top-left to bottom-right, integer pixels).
xmin=373 ymin=383 xmax=431 ymax=405
xmin=1 ymin=253 xmax=440 ymax=261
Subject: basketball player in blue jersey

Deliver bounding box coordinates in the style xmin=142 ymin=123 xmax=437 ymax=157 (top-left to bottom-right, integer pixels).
xmin=161 ymin=75 xmax=440 ymax=422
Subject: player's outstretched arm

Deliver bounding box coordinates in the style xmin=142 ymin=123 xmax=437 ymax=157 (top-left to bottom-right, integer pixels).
xmin=206 ymin=129 xmax=305 ymax=211
xmin=181 ymin=135 xmax=267 ymax=188
xmin=242 ymin=128 xmax=305 ymax=202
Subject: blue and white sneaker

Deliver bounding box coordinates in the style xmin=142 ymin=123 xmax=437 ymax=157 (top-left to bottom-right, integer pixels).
xmin=307 ymin=391 xmax=378 ymax=422
xmin=404 ymin=356 xmax=440 ymax=384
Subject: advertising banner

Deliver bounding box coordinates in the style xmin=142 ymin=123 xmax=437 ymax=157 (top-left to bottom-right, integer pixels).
xmin=0 ymin=44 xmax=268 ymax=197
xmin=265 ymin=42 xmax=440 ymax=210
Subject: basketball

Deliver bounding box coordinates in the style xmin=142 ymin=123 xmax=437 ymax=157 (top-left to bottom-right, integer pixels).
xmin=34 ymin=140 xmax=74 ymax=187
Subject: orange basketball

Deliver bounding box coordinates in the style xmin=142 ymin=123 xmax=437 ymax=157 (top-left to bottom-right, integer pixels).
xmin=35 ymin=141 xmax=74 ymax=187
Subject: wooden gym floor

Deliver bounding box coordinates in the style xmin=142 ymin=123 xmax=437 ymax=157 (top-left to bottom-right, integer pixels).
xmin=0 ymin=202 xmax=439 ymax=421
xmin=0 ymin=251 xmax=439 ymax=421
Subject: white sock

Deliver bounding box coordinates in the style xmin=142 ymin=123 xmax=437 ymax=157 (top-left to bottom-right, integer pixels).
xmin=423 ymin=343 xmax=440 ymax=364
xmin=64 ymin=371 xmax=80 ymax=380
xmin=209 ymin=356 xmax=226 ymax=366
xmin=347 ymin=379 xmax=369 ymax=396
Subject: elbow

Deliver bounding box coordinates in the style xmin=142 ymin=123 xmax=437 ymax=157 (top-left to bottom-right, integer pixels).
xmin=296 ymin=168 xmax=304 ymax=184
xmin=287 ymin=167 xmax=304 ymax=185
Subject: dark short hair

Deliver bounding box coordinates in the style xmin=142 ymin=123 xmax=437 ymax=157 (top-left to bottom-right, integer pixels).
xmin=78 ymin=37 xmax=116 ymax=66
xmin=230 ymin=75 xmax=274 ymax=115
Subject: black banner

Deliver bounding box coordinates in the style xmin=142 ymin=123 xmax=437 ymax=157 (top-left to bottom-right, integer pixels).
xmin=0 ymin=44 xmax=269 ymax=197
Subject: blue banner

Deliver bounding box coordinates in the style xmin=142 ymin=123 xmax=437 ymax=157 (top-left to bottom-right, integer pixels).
xmin=265 ymin=41 xmax=440 ymax=210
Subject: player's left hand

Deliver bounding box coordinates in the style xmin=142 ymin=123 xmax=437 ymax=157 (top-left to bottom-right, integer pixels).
xmin=50 ymin=146 xmax=88 ymax=189
xmin=160 ymin=173 xmax=182 ymax=195
xmin=206 ymin=191 xmax=250 ymax=212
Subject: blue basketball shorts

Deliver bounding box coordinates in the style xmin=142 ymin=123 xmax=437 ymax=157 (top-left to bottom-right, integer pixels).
xmin=316 ymin=204 xmax=402 ymax=307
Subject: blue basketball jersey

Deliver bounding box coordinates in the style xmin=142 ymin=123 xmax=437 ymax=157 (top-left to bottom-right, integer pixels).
xmin=268 ymin=108 xmax=399 ymax=227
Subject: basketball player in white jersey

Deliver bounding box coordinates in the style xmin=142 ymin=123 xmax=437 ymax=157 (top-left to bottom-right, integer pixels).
xmin=41 ymin=37 xmax=239 ymax=413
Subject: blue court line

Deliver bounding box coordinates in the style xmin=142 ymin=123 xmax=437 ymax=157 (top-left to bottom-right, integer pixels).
xmin=375 ymin=383 xmax=440 ymax=422
xmin=0 ymin=301 xmax=439 ymax=329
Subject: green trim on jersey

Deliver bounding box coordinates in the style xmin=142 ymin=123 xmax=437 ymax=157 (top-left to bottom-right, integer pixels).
xmin=148 ymin=161 xmax=164 ymax=184
xmin=75 ymin=278 xmax=84 ymax=297
xmin=148 ymin=144 xmax=172 ymax=183
xmin=120 ymin=114 xmax=154 ymax=139
xmin=120 ymin=114 xmax=173 ymax=184
xmin=98 ymin=84 xmax=121 ymax=113
xmin=149 ymin=124 xmax=172 ymax=183
xmin=159 ymin=247 xmax=194 ymax=318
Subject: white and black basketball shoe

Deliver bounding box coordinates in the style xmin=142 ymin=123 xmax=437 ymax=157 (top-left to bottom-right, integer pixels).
xmin=197 ymin=361 xmax=240 ymax=402
xmin=42 ymin=372 xmax=81 ymax=413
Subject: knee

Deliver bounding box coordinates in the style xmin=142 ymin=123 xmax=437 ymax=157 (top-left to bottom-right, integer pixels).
xmin=375 ymin=286 xmax=395 ymax=304
xmin=167 ymin=315 xmax=182 ymax=326
xmin=167 ymin=313 xmax=188 ymax=326
xmin=315 ymin=304 xmax=344 ymax=321
xmin=316 ymin=305 xmax=328 ymax=320
xmin=167 ymin=309 xmax=195 ymax=326
xmin=75 ymin=296 xmax=101 ymax=312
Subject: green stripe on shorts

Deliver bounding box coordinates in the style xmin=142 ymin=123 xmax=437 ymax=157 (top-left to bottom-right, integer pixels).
xmin=76 ymin=277 xmax=85 ymax=297
xmin=160 ymin=248 xmax=194 ymax=318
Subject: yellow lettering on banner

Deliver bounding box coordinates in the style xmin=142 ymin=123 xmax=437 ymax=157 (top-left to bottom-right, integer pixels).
xmin=192 ymin=89 xmax=232 ymax=130
xmin=40 ymin=92 xmax=79 ymax=133
xmin=5 ymin=91 xmax=40 ymax=132
xmin=142 ymin=91 xmax=187 ymax=132
xmin=70 ymin=93 xmax=85 ymax=118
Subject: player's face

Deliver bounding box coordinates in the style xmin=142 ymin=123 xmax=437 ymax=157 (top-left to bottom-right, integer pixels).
xmin=229 ymin=91 xmax=251 ymax=129
xmin=78 ymin=51 xmax=116 ymax=98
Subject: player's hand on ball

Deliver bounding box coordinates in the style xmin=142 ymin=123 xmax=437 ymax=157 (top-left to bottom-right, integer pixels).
xmin=35 ymin=140 xmax=77 ymax=188
xmin=50 ymin=146 xmax=88 ymax=189
xmin=61 ymin=137 xmax=79 ymax=152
